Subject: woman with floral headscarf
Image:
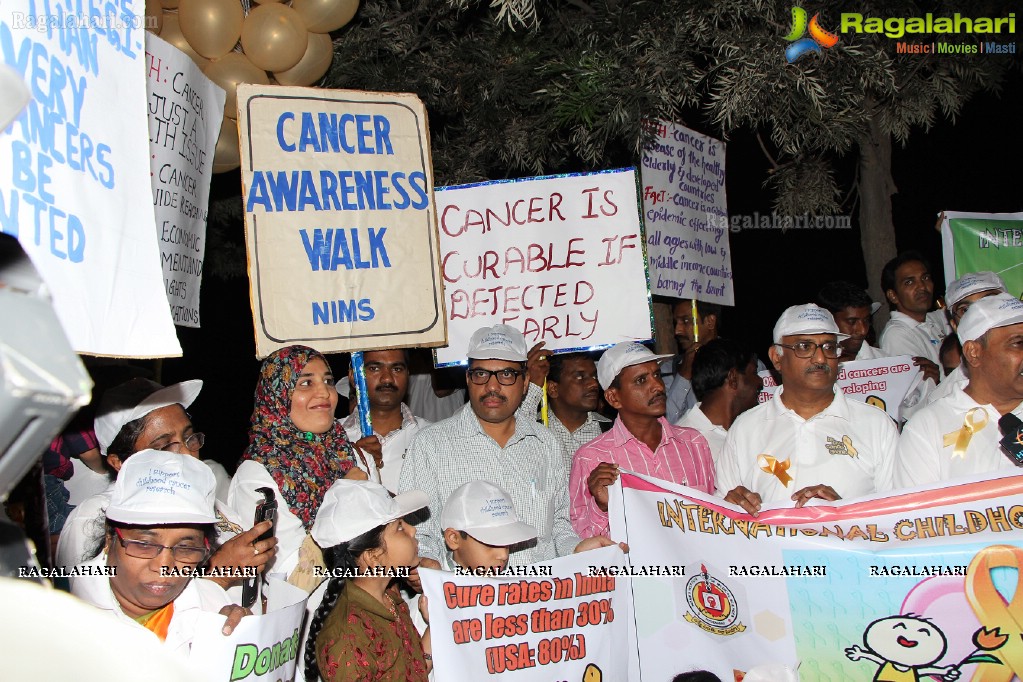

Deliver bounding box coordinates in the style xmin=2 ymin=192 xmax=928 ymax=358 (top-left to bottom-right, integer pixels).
xmin=229 ymin=346 xmax=368 ymax=590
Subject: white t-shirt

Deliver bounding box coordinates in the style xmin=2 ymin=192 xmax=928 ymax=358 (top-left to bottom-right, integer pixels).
xmin=716 ymin=386 xmax=898 ymax=503
xmin=927 ymin=365 xmax=967 ymax=405
xmin=879 ymin=309 xmax=949 ymax=366
xmin=676 ymin=404 xmax=728 ymax=462
xmin=894 ymin=385 xmax=1023 ymax=489
xmin=342 ymin=403 xmax=430 ymax=493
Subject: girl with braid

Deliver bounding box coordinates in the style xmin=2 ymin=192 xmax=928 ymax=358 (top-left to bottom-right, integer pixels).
xmin=305 ymin=480 xmax=430 ymax=682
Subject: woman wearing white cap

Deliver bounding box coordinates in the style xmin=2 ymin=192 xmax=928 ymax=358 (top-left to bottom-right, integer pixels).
xmin=304 ymin=480 xmax=430 ymax=682
xmin=72 ymin=449 xmax=250 ymax=654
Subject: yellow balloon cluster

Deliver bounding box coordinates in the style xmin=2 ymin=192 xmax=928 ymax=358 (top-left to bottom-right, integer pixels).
xmin=148 ymin=0 xmax=359 ymax=173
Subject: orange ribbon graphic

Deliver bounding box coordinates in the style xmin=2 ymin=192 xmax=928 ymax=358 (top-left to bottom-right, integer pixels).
xmin=757 ymin=455 xmax=792 ymax=487
xmin=943 ymin=408 xmax=989 ymax=459
xmin=965 ymin=545 xmax=1023 ymax=681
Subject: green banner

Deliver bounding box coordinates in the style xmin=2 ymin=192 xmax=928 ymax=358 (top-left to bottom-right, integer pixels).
xmin=941 ymin=212 xmax=1023 ymax=299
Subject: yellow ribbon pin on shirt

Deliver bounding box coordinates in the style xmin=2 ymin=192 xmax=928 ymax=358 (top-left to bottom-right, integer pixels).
xmin=943 ymin=407 xmax=988 ymax=459
xmin=757 ymin=454 xmax=792 ymax=487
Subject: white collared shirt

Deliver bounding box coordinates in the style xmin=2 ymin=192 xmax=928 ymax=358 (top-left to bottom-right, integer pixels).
xmin=879 ymin=309 xmax=950 ymax=366
xmin=895 ymin=385 xmax=1023 ymax=489
xmin=676 ymin=403 xmax=728 ymax=461
xmin=716 ymin=386 xmax=898 ymax=502
xmin=343 ymin=403 xmax=431 ymax=493
xmin=927 ymin=364 xmax=967 ymax=405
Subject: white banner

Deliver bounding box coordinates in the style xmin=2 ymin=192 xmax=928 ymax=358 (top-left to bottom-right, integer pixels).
xmin=434 ymin=169 xmax=652 ymax=366
xmin=641 ymin=120 xmax=733 ymax=305
xmin=421 ymin=547 xmax=630 ymax=681
xmin=0 ymin=1 xmax=181 ymax=356
xmin=758 ymin=355 xmax=919 ymax=421
xmin=146 ymin=34 xmax=224 ymax=328
xmin=188 ymin=578 xmax=308 ymax=682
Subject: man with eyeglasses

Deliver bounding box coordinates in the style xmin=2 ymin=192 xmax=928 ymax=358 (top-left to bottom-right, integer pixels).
xmin=895 ymin=294 xmax=1023 ymax=488
xmin=717 ymin=304 xmax=898 ymax=515
xmin=399 ymin=324 xmax=619 ymax=565
xmin=569 ymin=342 xmax=715 ymax=538
xmin=926 ymin=272 xmax=1008 ymax=407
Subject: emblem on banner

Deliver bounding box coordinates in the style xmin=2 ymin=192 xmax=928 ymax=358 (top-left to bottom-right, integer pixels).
xmin=682 ymin=564 xmax=747 ymax=636
xmin=825 ymin=435 xmax=858 ymax=457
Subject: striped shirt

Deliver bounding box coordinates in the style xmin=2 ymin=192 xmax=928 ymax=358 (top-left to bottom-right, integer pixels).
xmin=398 ymin=403 xmax=581 ymax=566
xmin=569 ymin=417 xmax=715 ymax=538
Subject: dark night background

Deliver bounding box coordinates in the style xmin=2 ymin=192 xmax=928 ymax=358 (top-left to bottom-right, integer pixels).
xmin=155 ymin=61 xmax=1023 ymax=474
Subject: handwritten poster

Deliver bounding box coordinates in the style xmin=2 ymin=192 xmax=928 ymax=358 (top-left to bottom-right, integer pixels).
xmin=0 ymin=1 xmax=181 ymax=356
xmin=146 ymin=34 xmax=225 ymax=328
xmin=434 ymin=169 xmax=653 ymax=366
xmin=641 ymin=120 xmax=734 ymax=305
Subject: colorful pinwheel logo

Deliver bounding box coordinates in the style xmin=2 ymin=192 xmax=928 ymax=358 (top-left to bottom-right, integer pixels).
xmin=784 ymin=7 xmax=839 ymax=63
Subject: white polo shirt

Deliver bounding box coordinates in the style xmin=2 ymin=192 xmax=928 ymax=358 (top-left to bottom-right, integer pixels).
xmin=343 ymin=403 xmax=430 ymax=493
xmin=894 ymin=385 xmax=1023 ymax=489
xmin=879 ymin=310 xmax=949 ymax=366
xmin=927 ymin=365 xmax=967 ymax=405
xmin=716 ymin=385 xmax=898 ymax=503
xmin=676 ymin=404 xmax=728 ymax=461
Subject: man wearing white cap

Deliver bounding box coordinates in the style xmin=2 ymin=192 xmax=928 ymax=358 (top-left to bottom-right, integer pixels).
xmin=717 ymin=304 xmax=899 ymax=514
xmin=569 ymin=342 xmax=715 ymax=538
xmin=895 ymin=293 xmax=1023 ymax=488
xmin=926 ymin=271 xmax=1009 ymax=406
xmin=399 ymin=324 xmax=613 ymax=566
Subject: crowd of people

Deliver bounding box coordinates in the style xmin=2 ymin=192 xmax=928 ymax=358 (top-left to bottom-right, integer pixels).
xmin=14 ymin=250 xmax=1023 ymax=681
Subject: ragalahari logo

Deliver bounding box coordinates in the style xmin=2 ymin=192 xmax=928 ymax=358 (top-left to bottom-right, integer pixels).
xmin=784 ymin=7 xmax=839 ymax=62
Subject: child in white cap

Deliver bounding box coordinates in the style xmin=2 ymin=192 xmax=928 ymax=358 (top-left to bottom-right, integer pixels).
xmin=440 ymin=480 xmax=538 ymax=575
xmin=305 ymin=480 xmax=430 ymax=682
xmin=71 ymin=450 xmax=249 ymax=655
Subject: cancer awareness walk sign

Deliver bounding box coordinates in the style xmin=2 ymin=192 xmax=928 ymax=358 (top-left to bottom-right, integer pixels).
xmin=0 ymin=1 xmax=181 ymax=356
xmin=433 ymin=169 xmax=653 ymax=366
xmin=238 ymin=85 xmax=446 ymax=357
xmin=421 ymin=546 xmax=630 ymax=682
xmin=609 ymin=470 xmax=1023 ymax=682
xmin=940 ymin=210 xmax=1023 ymax=300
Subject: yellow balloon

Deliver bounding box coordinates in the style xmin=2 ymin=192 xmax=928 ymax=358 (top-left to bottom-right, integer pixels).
xmin=160 ymin=0 xmax=179 ymax=8
xmin=273 ymin=32 xmax=333 ymax=86
xmin=145 ymin=0 xmax=163 ymax=34
xmin=178 ymin=0 xmax=243 ymax=59
xmin=213 ymin=118 xmax=240 ymax=174
xmin=241 ymin=4 xmax=308 ymax=73
xmin=291 ymin=0 xmax=359 ymax=33
xmin=160 ymin=12 xmax=210 ymax=69
xmin=204 ymin=52 xmax=270 ymax=120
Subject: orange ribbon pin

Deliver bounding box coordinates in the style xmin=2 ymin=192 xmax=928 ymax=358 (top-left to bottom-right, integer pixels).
xmin=757 ymin=455 xmax=792 ymax=487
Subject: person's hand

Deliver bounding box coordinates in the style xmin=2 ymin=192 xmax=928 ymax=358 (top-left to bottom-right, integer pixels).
xmin=354 ymin=435 xmax=383 ymax=469
xmin=421 ymin=625 xmax=433 ymax=673
xmin=724 ymin=486 xmax=762 ymax=516
xmin=345 ymin=466 xmax=368 ymax=480
xmin=219 ymin=605 xmax=251 ymax=635
xmin=405 ymin=557 xmax=440 ymax=593
xmin=573 ymin=536 xmax=628 ymax=553
xmin=206 ymin=521 xmax=278 ymax=588
xmin=526 ymin=342 xmax=550 ymax=387
xmin=587 ymin=463 xmax=619 ymax=512
xmin=677 ymin=342 xmax=701 ymax=380
xmin=418 ymin=594 xmax=430 ymax=624
xmin=913 ymin=356 xmax=941 ymax=384
xmin=791 ymin=484 xmax=840 ymax=508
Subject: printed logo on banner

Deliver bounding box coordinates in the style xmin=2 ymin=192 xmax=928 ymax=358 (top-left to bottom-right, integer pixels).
xmin=681 ymin=563 xmax=747 ymax=636
xmin=784 ymin=7 xmax=839 ymax=63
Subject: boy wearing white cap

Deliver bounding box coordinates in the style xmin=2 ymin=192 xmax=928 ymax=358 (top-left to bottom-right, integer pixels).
xmin=72 ymin=450 xmax=248 ymax=655
xmin=717 ymin=304 xmax=898 ymax=514
xmin=895 ymin=294 xmax=1023 ymax=488
xmin=569 ymin=342 xmax=715 ymax=538
xmin=441 ymin=480 xmax=538 ymax=574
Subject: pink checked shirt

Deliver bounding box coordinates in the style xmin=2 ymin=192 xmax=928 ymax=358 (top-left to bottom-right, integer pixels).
xmin=569 ymin=416 xmax=715 ymax=538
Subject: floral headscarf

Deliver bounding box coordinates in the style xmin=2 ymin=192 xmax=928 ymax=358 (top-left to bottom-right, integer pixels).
xmin=243 ymin=345 xmax=357 ymax=529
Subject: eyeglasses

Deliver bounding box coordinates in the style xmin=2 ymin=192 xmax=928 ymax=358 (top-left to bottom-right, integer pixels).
xmin=150 ymin=432 xmax=205 ymax=453
xmin=114 ymin=528 xmax=210 ymax=564
xmin=466 ymin=368 xmax=523 ymax=385
xmin=774 ymin=341 xmax=843 ymax=359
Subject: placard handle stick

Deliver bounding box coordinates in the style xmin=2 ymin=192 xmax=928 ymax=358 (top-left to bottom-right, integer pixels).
xmin=692 ymin=298 xmax=700 ymax=344
xmin=351 ymin=351 xmax=373 ymax=436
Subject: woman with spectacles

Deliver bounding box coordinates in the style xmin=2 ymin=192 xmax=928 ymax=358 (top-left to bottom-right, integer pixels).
xmin=230 ymin=346 xmax=368 ymax=593
xmin=72 ymin=450 xmax=250 ymax=654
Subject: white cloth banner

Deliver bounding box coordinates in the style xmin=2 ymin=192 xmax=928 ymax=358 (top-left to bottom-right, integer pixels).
xmin=641 ymin=120 xmax=734 ymax=305
xmin=758 ymin=355 xmax=919 ymax=421
xmin=146 ymin=34 xmax=224 ymax=328
xmin=421 ymin=546 xmax=630 ymax=681
xmin=188 ymin=578 xmax=308 ymax=682
xmin=0 ymin=1 xmax=181 ymax=356
xmin=434 ymin=169 xmax=653 ymax=366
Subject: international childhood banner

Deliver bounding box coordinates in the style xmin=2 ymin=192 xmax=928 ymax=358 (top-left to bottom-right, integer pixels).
xmin=0 ymin=1 xmax=182 ymax=356
xmin=238 ymin=85 xmax=447 ymax=358
xmin=433 ymin=169 xmax=654 ymax=367
xmin=421 ymin=545 xmax=630 ymax=682
xmin=609 ymin=470 xmax=1023 ymax=682
xmin=940 ymin=211 xmax=1023 ymax=300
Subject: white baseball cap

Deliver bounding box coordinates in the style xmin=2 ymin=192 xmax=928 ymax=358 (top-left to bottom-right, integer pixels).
xmin=466 ymin=324 xmax=529 ymax=363
xmin=95 ymin=379 xmax=202 ymax=455
xmin=596 ymin=342 xmax=673 ymax=390
xmin=440 ymin=481 xmax=536 ymax=547
xmin=945 ymin=271 xmax=1007 ymax=308
xmin=105 ymin=449 xmax=217 ymax=525
xmin=772 ymin=303 xmax=849 ymax=344
xmin=312 ymin=480 xmax=429 ymax=547
xmin=957 ymin=293 xmax=1023 ymax=344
